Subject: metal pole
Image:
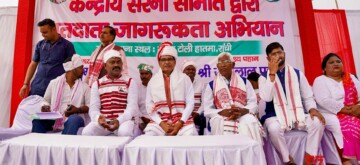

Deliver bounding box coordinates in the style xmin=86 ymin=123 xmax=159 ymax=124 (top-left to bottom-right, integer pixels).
xmin=335 ymin=0 xmax=339 ymax=9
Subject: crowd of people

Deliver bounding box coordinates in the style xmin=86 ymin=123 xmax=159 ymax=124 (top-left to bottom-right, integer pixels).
xmin=16 ymin=18 xmax=360 ymax=165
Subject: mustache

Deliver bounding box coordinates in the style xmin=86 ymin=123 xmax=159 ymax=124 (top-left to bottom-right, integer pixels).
xmin=112 ymin=66 xmax=121 ymax=70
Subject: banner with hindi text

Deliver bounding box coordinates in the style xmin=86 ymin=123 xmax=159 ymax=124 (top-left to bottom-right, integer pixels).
xmin=33 ymin=0 xmax=300 ymax=83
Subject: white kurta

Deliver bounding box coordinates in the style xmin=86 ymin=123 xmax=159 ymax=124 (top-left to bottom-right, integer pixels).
xmin=138 ymin=83 xmax=150 ymax=118
xmin=43 ymin=75 xmax=90 ymax=125
xmin=203 ymin=76 xmax=258 ymax=118
xmin=203 ymin=75 xmax=262 ymax=142
xmin=258 ymin=68 xmax=324 ymax=162
xmin=312 ymin=74 xmax=360 ymax=148
xmin=144 ymin=69 xmax=196 ymax=136
xmin=82 ymin=75 xmax=138 ymax=137
xmin=258 ymin=70 xmax=316 ymax=112
xmin=192 ymin=78 xmax=205 ymax=114
xmin=255 ymin=88 xmax=266 ymax=118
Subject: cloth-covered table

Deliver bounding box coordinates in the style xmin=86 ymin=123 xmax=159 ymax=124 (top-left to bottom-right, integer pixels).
xmin=123 ymin=135 xmax=266 ymax=165
xmin=0 ymin=133 xmax=131 ymax=165
xmin=0 ymin=128 xmax=29 ymax=141
xmin=264 ymin=130 xmax=341 ymax=165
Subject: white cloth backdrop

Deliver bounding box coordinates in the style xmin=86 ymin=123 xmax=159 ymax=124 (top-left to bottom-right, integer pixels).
xmin=0 ymin=7 xmax=17 ymax=128
xmin=346 ymin=10 xmax=360 ymax=78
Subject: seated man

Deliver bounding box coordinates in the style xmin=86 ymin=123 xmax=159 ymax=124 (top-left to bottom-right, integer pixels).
xmin=247 ymin=72 xmax=266 ymax=118
xmin=182 ymin=60 xmax=207 ymax=135
xmin=259 ymin=42 xmax=325 ymax=164
xmin=137 ymin=63 xmax=153 ymax=131
xmin=144 ymin=41 xmax=197 ymax=136
xmin=82 ymin=50 xmax=137 ymax=137
xmin=32 ymin=55 xmax=90 ymax=135
xmin=203 ymin=52 xmax=262 ymax=142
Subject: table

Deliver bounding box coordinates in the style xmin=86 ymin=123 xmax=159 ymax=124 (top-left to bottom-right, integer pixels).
xmin=0 ymin=128 xmax=29 ymax=141
xmin=0 ymin=133 xmax=131 ymax=165
xmin=263 ymin=130 xmax=341 ymax=165
xmin=263 ymin=130 xmax=308 ymax=165
xmin=123 ymin=135 xmax=266 ymax=165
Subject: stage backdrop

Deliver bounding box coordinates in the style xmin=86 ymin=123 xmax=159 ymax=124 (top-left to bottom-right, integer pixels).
xmin=33 ymin=0 xmax=301 ymax=83
xmin=346 ymin=10 xmax=360 ymax=78
xmin=0 ymin=7 xmax=17 ymax=128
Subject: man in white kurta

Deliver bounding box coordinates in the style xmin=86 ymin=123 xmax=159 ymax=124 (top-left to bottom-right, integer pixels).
xmin=203 ymin=52 xmax=262 ymax=143
xmin=82 ymin=50 xmax=137 ymax=137
xmin=137 ymin=63 xmax=153 ymax=131
xmin=259 ymin=42 xmax=325 ymax=164
xmin=32 ymin=55 xmax=90 ymax=135
xmin=247 ymin=72 xmax=266 ymax=118
xmin=182 ymin=60 xmax=206 ymax=135
xmin=144 ymin=41 xmax=197 ymax=136
xmin=84 ymin=26 xmax=128 ymax=86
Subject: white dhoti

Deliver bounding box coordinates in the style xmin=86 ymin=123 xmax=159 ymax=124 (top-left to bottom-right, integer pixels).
xmin=265 ymin=116 xmax=325 ymax=162
xmin=144 ymin=123 xmax=197 ymax=136
xmin=210 ymin=114 xmax=263 ymax=143
xmin=82 ymin=120 xmax=136 ymax=137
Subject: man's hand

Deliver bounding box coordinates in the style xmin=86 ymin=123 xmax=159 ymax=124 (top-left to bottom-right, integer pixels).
xmin=228 ymin=107 xmax=249 ymax=120
xmin=309 ymin=108 xmax=325 ymax=125
xmin=64 ymin=105 xmax=78 ymax=117
xmin=107 ymin=119 xmax=120 ymax=132
xmin=19 ymin=85 xmax=29 ymax=99
xmin=41 ymin=105 xmax=51 ymax=112
xmin=192 ymin=112 xmax=202 ymax=125
xmin=160 ymin=121 xmax=174 ymax=134
xmin=98 ymin=115 xmax=110 ymax=129
xmin=218 ymin=109 xmax=232 ymax=117
xmin=167 ymin=120 xmax=184 ymax=136
xmin=268 ymin=55 xmax=281 ymax=74
xmin=141 ymin=117 xmax=151 ymax=124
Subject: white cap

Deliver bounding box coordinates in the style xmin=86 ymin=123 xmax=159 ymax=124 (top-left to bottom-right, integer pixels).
xmin=63 ymin=54 xmax=83 ymax=72
xmin=181 ymin=60 xmax=196 ymax=71
xmin=157 ymin=41 xmax=177 ymax=60
xmin=103 ymin=49 xmax=122 ymax=63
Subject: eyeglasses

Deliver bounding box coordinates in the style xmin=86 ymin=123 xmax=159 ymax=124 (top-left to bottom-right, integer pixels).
xmin=217 ymin=60 xmax=232 ymax=65
xmin=269 ymin=51 xmax=285 ymax=57
xmin=159 ymin=58 xmax=175 ymax=62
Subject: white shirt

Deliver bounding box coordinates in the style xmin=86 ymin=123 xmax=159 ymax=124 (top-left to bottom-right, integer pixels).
xmin=203 ymin=75 xmax=258 ymax=118
xmin=44 ymin=78 xmax=90 ymax=114
xmin=146 ymin=73 xmax=194 ymax=124
xmin=193 ymin=78 xmax=205 ymax=114
xmin=313 ymin=74 xmax=360 ymax=114
xmin=255 ymin=89 xmax=267 ymax=118
xmin=138 ymin=83 xmax=150 ymax=118
xmin=258 ymin=69 xmax=317 ymax=112
xmin=89 ymin=76 xmax=138 ymax=124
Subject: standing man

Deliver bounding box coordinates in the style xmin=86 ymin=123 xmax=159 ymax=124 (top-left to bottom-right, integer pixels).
xmin=259 ymin=42 xmax=325 ymax=164
xmin=32 ymin=55 xmax=90 ymax=135
xmin=84 ymin=26 xmax=128 ymax=86
xmin=203 ymin=52 xmax=262 ymax=142
xmin=82 ymin=50 xmax=137 ymax=137
xmin=144 ymin=41 xmax=197 ymax=136
xmin=137 ymin=63 xmax=153 ymax=131
xmin=182 ymin=60 xmax=206 ymax=135
xmin=19 ymin=18 xmax=75 ymax=98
